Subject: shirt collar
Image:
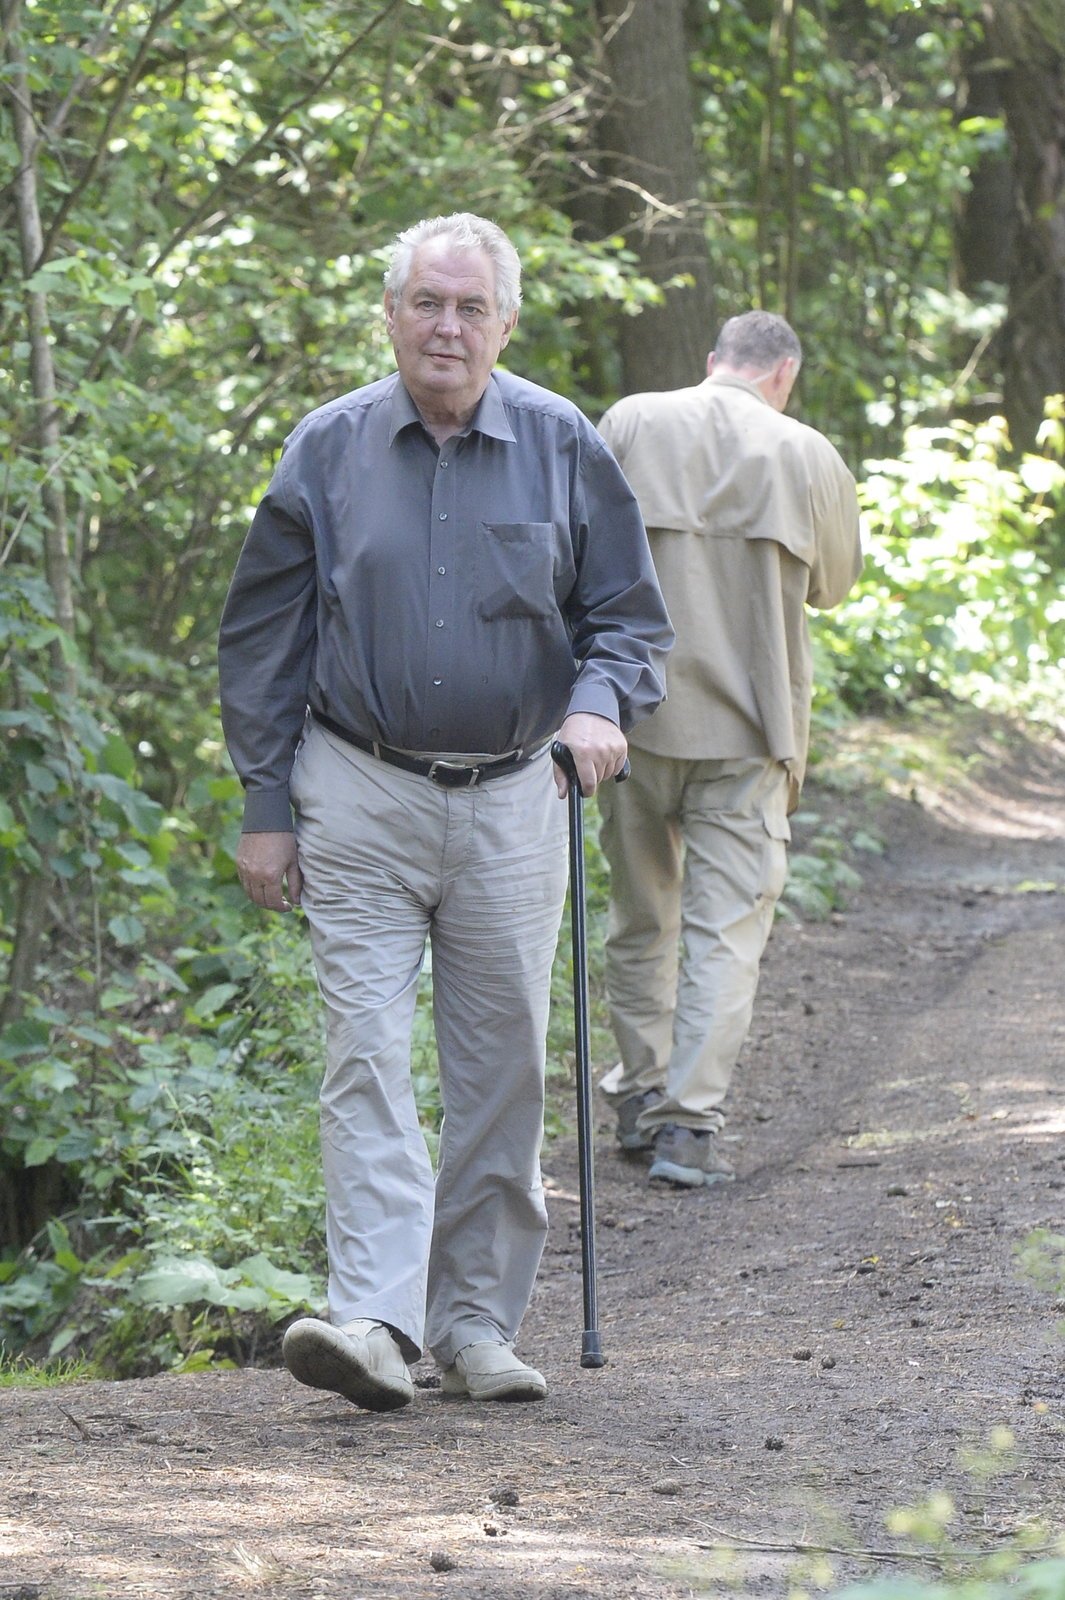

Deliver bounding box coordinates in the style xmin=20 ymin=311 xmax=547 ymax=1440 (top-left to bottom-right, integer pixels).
xmin=707 ymin=372 xmax=771 ymax=406
xmin=387 ymin=372 xmax=517 ymax=445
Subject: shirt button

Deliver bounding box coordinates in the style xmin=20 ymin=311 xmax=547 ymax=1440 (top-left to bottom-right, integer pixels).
xmin=437 ymin=566 xmax=446 ymax=575
xmin=440 ymin=459 xmax=449 ymax=468
xmin=433 ymin=678 xmax=443 ymax=686
xmin=435 ymin=619 xmax=444 ymax=628
xmin=438 ymin=512 xmax=448 ymax=521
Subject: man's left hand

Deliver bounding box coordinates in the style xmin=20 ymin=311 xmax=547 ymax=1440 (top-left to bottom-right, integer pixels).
xmin=553 ymin=712 xmax=628 ymax=799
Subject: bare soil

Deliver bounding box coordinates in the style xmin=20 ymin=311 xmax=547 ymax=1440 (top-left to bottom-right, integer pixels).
xmin=3 ymin=712 xmax=1064 ymax=1600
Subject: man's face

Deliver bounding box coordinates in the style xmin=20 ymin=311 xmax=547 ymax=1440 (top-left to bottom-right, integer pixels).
xmin=384 ymin=240 xmax=517 ymax=429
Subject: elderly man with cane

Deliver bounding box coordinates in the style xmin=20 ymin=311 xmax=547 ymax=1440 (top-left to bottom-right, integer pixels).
xmin=218 ymin=212 xmax=672 ymax=1410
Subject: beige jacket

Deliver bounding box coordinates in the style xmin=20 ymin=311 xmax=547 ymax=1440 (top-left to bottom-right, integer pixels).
xmin=598 ymin=374 xmax=862 ymax=809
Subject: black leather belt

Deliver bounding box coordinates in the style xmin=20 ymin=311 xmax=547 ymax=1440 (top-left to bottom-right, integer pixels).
xmin=312 ymin=710 xmax=541 ymax=789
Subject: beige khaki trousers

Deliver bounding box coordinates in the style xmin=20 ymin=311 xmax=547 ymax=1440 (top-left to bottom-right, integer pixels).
xmin=597 ymin=749 xmax=790 ymax=1136
xmin=290 ymin=723 xmax=568 ymax=1367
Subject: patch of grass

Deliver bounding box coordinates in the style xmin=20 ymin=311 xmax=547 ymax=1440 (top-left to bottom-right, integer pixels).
xmin=0 ymin=1348 xmax=98 ymax=1387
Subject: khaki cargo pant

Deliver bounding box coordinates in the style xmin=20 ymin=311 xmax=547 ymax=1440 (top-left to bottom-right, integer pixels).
xmin=597 ymin=750 xmax=790 ymax=1138
xmin=290 ymin=722 xmax=568 ymax=1366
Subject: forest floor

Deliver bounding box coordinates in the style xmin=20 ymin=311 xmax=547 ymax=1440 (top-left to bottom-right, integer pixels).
xmin=3 ymin=708 xmax=1065 ymax=1600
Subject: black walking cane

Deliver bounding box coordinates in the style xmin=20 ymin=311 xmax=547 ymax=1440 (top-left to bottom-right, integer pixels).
xmin=550 ymin=740 xmax=629 ymax=1369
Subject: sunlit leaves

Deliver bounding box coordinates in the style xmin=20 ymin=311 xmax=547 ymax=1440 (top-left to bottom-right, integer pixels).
xmin=816 ymin=412 xmax=1065 ymax=710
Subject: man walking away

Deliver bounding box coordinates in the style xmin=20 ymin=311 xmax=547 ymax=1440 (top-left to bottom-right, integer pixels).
xmin=596 ymin=311 xmax=862 ymax=1188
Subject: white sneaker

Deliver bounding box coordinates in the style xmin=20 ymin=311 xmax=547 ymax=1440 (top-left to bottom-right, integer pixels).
xmin=282 ymin=1317 xmax=414 ymax=1412
xmin=440 ymin=1341 xmax=547 ymax=1402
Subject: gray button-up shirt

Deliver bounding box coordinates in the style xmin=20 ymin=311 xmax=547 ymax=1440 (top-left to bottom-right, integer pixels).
xmin=219 ymin=368 xmax=673 ymax=831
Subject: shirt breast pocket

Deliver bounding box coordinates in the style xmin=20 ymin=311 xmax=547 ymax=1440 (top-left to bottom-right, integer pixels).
xmin=477 ymin=522 xmax=558 ymax=622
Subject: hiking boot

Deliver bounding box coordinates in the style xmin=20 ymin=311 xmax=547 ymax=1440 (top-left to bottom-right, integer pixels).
xmin=615 ymin=1086 xmax=664 ymax=1151
xmin=440 ymin=1341 xmax=547 ymax=1402
xmin=282 ymin=1317 xmax=414 ymax=1412
xmin=649 ymin=1123 xmax=735 ymax=1188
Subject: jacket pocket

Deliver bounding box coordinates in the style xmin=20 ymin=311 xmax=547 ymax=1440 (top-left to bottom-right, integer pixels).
xmin=476 ymin=522 xmax=557 ymax=621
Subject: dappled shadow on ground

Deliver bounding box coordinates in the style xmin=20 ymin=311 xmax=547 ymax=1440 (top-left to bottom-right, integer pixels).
xmin=926 ymin=722 xmax=1065 ymax=842
xmin=832 ymin=707 xmax=1065 ymax=847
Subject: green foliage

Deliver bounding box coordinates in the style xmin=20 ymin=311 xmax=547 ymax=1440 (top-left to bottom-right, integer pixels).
xmin=1015 ymin=1229 xmax=1065 ymax=1297
xmin=781 ymin=811 xmax=877 ymax=922
xmin=0 ymin=1348 xmax=98 ymax=1387
xmin=3 ymin=0 xmax=1065 ymax=1378
xmin=814 ymin=412 xmax=1065 ymax=716
xmin=828 ymin=1556 xmax=1065 ymax=1599
xmin=1015 ymin=1229 xmax=1065 ymax=1341
xmin=685 ymin=0 xmax=996 ymax=459
xmin=670 ymin=1447 xmax=1065 ymax=1599
xmin=0 ymin=899 xmax=331 ymax=1368
xmin=824 ymin=1480 xmax=1065 ymax=1599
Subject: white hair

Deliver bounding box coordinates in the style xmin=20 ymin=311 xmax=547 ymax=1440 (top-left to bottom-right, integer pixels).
xmin=384 ymin=213 xmax=522 ymax=321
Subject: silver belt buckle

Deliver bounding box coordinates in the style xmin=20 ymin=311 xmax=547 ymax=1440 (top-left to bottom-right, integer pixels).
xmin=427 ymin=758 xmax=480 ymax=787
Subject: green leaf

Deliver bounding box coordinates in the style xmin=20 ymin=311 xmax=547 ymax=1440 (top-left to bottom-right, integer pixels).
xmin=131 ymin=1258 xmax=233 ymax=1308
xmin=99 ymin=734 xmax=136 ymax=781
xmin=88 ymin=773 xmax=165 ymax=836
xmin=138 ymin=956 xmax=190 ymax=995
xmin=1015 ymin=1558 xmax=1065 ymax=1597
xmin=23 ymin=1137 xmax=58 ymax=1168
xmin=71 ymin=1025 xmax=113 ymax=1048
xmin=128 ymin=1080 xmax=165 ymax=1112
xmin=54 ymin=1128 xmax=96 ymax=1163
xmin=28 ymin=1059 xmax=78 ymax=1093
xmin=25 ymin=763 xmax=59 ymax=796
xmin=99 ymin=985 xmax=138 ymax=1010
xmin=237 ymin=1253 xmax=316 ymax=1307
xmin=108 ymin=913 xmax=145 ymax=947
xmin=22 ymin=255 xmax=83 ymax=291
xmin=190 ymin=982 xmax=240 ymax=1019
xmin=0 ymin=1019 xmax=51 ymax=1058
xmin=131 ymin=1257 xmax=269 ymax=1312
xmin=47 ymin=1326 xmax=80 ymax=1358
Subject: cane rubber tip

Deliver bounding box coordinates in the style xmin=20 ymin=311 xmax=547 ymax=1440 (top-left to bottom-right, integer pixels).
xmin=580 ymin=1333 xmax=606 ymax=1368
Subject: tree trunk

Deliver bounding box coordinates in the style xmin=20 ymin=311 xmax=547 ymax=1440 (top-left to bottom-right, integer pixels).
xmin=757 ymin=0 xmax=801 ymax=320
xmin=985 ymin=0 xmax=1065 ymax=451
xmin=955 ymin=38 xmax=1014 ymax=293
xmin=595 ymin=0 xmax=716 ymax=393
xmin=3 ymin=0 xmax=78 ymax=679
xmin=2 ymin=0 xmax=76 ymax=1022
xmin=0 ymin=879 xmax=48 ymax=1033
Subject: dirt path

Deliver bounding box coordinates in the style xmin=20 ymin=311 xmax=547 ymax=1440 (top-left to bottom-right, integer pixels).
xmin=3 ymin=714 xmax=1064 ymax=1600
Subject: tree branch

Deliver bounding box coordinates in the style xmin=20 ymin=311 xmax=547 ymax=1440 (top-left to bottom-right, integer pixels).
xmin=44 ymin=0 xmax=132 ymax=145
xmin=39 ymin=0 xmax=187 ymax=264
xmin=145 ymin=0 xmax=407 ymax=280
xmin=81 ymin=0 xmax=407 ymax=385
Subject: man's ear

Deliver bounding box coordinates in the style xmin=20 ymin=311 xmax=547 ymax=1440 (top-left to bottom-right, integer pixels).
xmin=773 ymin=355 xmax=798 ymax=408
xmin=706 ymin=351 xmax=717 ymax=376
xmin=383 ymin=291 xmax=396 ymax=335
xmin=499 ymin=311 xmax=519 ymax=350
